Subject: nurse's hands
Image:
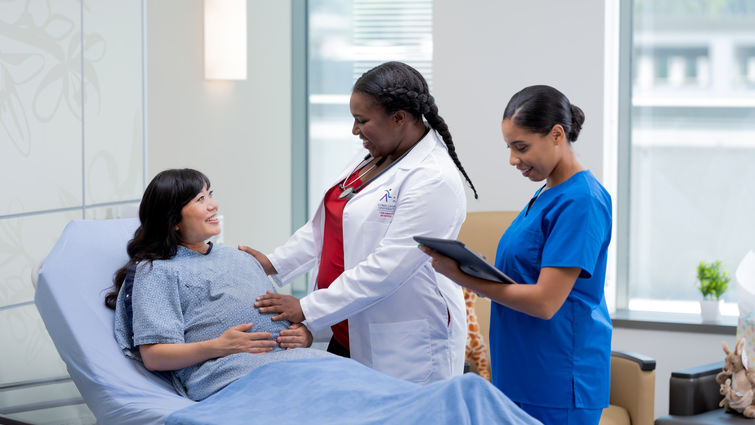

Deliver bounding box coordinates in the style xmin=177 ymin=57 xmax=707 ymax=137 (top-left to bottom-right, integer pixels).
xmin=238 ymin=245 xmax=278 ymax=275
xmin=255 ymin=290 xmax=305 ymax=323
xmin=418 ymin=245 xmax=462 ymax=280
xmin=278 ymin=323 xmax=313 ymax=349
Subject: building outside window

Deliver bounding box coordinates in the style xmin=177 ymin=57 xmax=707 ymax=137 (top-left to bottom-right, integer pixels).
xmin=300 ymin=0 xmax=433 ymax=296
xmin=308 ymin=0 xmax=433 ymax=213
xmin=622 ymin=0 xmax=755 ymax=315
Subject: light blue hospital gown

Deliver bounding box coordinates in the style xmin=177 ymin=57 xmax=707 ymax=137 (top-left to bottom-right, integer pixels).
xmin=114 ymin=243 xmax=331 ymax=401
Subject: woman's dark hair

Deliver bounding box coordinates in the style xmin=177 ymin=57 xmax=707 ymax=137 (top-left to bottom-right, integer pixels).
xmin=104 ymin=169 xmax=211 ymax=309
xmin=353 ymin=61 xmax=478 ymax=199
xmin=502 ymin=85 xmax=585 ymax=143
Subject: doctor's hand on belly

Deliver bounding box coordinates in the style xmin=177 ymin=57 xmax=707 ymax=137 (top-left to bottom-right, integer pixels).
xmin=278 ymin=323 xmax=313 ymax=349
xmin=255 ymin=290 xmax=305 ymax=323
xmin=238 ymin=245 xmax=278 ymax=275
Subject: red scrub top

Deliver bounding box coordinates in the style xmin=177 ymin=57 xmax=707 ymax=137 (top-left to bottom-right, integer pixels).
xmin=316 ymin=171 xmax=366 ymax=349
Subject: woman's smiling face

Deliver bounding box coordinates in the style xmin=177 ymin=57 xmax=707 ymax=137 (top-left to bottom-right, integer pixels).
xmin=349 ymin=91 xmax=402 ymax=158
xmin=177 ymin=185 xmax=220 ymax=248
xmin=501 ymin=118 xmax=562 ymax=183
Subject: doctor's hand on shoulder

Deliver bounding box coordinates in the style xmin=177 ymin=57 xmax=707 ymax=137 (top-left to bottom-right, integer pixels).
xmin=238 ymin=245 xmax=277 ymax=275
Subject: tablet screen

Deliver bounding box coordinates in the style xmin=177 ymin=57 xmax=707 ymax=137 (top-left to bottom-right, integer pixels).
xmin=414 ymin=236 xmax=514 ymax=284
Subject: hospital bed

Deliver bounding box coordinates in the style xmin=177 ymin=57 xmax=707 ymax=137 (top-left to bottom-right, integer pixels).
xmin=33 ymin=218 xmax=542 ymax=425
xmin=34 ymin=219 xmax=194 ymax=424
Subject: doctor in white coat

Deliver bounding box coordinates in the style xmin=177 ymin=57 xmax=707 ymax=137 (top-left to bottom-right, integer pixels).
xmin=240 ymin=62 xmax=479 ymax=384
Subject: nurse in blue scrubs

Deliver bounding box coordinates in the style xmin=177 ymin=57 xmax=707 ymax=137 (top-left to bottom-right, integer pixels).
xmin=421 ymin=85 xmax=612 ymax=425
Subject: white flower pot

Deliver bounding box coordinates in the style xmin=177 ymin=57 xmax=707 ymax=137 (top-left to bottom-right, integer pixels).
xmin=700 ymin=299 xmax=720 ymax=322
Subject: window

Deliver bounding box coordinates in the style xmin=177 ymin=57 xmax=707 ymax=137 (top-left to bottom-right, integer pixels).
xmin=308 ymin=0 xmax=433 ymax=213
xmin=620 ymin=0 xmax=755 ymax=315
xmin=297 ymin=0 xmax=432 ymax=296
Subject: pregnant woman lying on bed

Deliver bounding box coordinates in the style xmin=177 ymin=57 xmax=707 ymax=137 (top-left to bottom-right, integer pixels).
xmin=104 ymin=168 xmax=330 ymax=401
xmin=101 ymin=168 xmax=541 ymax=425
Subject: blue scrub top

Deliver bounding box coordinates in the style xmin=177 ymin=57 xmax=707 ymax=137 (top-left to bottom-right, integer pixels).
xmin=490 ymin=170 xmax=612 ymax=409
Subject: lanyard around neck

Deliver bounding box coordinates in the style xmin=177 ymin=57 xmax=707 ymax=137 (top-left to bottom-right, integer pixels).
xmin=525 ymin=183 xmax=549 ymax=216
xmin=338 ymin=141 xmax=418 ymax=201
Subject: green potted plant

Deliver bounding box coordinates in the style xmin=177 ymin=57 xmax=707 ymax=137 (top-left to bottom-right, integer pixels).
xmin=697 ymin=260 xmax=730 ymax=322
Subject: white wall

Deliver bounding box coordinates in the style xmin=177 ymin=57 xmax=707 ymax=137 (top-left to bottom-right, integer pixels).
xmin=433 ymin=0 xmax=606 ymax=211
xmin=147 ymin=0 xmax=292 ymax=252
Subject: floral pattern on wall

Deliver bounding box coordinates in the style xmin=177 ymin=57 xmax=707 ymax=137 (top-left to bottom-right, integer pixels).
xmin=0 ymin=1 xmax=144 ymax=422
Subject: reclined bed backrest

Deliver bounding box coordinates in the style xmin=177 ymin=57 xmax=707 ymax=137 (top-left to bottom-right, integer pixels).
xmin=35 ymin=219 xmax=195 ymax=425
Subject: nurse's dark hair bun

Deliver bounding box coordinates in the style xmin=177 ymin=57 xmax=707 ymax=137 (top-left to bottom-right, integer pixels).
xmin=502 ymin=85 xmax=585 ymax=143
xmin=568 ymin=104 xmax=585 ymax=143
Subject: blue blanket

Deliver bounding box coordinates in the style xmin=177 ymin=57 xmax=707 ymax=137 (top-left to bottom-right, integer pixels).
xmin=166 ymin=357 xmax=541 ymax=425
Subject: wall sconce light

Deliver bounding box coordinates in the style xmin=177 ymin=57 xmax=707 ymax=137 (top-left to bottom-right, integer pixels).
xmin=204 ymin=0 xmax=247 ymax=80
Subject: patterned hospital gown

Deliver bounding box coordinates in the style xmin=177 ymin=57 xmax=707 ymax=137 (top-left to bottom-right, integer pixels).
xmin=114 ymin=243 xmax=331 ymax=401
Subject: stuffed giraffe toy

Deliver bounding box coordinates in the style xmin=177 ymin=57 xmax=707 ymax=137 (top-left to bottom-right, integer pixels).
xmin=463 ymin=288 xmax=491 ymax=381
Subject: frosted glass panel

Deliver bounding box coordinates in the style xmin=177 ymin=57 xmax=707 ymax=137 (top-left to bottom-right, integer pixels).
xmin=0 ymin=211 xmax=79 ymax=307
xmin=0 ymin=379 xmax=94 ymax=425
xmin=3 ymin=403 xmax=95 ymax=425
xmin=84 ymin=203 xmax=139 ymax=220
xmin=0 ymin=304 xmax=68 ymax=384
xmin=0 ymin=305 xmax=91 ymax=425
xmin=84 ymin=0 xmax=145 ymax=205
xmin=0 ymin=381 xmax=82 ymax=413
xmin=0 ymin=1 xmax=83 ymax=215
xmin=0 ymin=1 xmax=145 ymax=422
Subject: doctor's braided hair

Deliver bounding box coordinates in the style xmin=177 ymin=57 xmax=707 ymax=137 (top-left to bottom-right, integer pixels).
xmin=353 ymin=61 xmax=478 ymax=199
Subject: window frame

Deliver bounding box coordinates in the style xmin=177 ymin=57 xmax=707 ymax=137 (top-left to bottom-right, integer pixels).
xmin=616 ymin=0 xmax=634 ymax=311
xmin=615 ymin=0 xmax=753 ymax=317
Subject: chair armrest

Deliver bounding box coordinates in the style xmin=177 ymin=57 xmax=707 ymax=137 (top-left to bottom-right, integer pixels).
xmin=668 ymin=361 xmax=724 ymax=416
xmin=610 ymin=350 xmax=656 ymax=425
xmin=612 ymin=350 xmax=656 ymax=371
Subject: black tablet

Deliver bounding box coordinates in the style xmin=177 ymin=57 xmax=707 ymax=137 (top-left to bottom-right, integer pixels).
xmin=414 ymin=236 xmax=514 ymax=284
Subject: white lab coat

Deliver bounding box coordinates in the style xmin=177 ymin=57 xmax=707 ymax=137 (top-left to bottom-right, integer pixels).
xmin=268 ymin=130 xmax=467 ymax=384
